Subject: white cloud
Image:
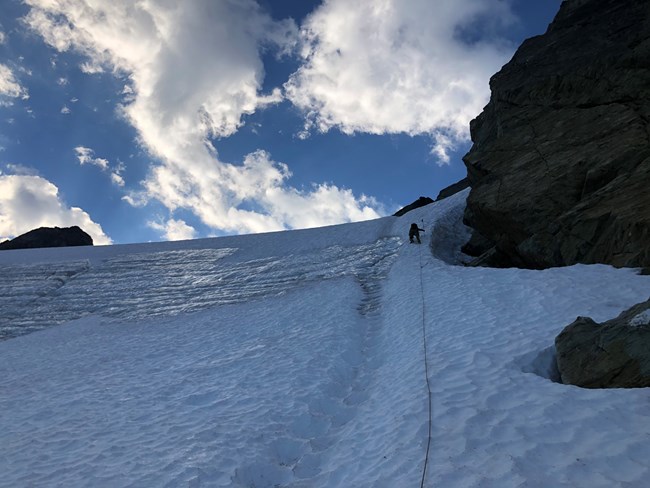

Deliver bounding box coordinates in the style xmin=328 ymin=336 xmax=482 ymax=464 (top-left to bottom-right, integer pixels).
xmin=0 ymin=31 xmax=6 ymax=44
xmin=110 ymin=171 xmax=125 ymax=187
xmin=110 ymin=160 xmax=126 ymax=187
xmin=24 ymin=0 xmax=381 ymax=235
xmin=0 ymin=174 xmax=111 ymax=244
xmin=148 ymin=218 xmax=196 ymax=241
xmin=80 ymin=61 xmax=103 ymax=74
xmin=75 ymin=146 xmax=126 ymax=187
xmin=0 ymin=63 xmax=29 ymax=100
xmin=4 ymin=163 xmax=40 ymax=176
xmin=75 ymin=146 xmax=108 ymax=169
xmin=285 ymin=0 xmax=515 ymax=164
xmin=60 ymin=105 xmax=71 ymax=114
xmin=57 ymin=76 xmax=68 ymax=86
xmin=431 ymin=131 xmax=455 ymax=164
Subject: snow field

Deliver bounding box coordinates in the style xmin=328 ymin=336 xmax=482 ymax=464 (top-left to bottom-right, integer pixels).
xmin=1 ymin=189 xmax=650 ymax=487
xmin=2 ymin=278 xmax=376 ymax=486
xmin=417 ymin=254 xmax=650 ymax=486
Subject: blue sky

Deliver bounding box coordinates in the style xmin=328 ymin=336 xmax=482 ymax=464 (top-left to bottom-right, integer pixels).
xmin=0 ymin=0 xmax=561 ymax=245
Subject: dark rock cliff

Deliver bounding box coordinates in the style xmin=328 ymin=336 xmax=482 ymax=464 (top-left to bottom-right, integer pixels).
xmin=435 ymin=178 xmax=469 ymax=202
xmin=462 ymin=0 xmax=650 ymax=269
xmin=0 ymin=226 xmax=93 ymax=250
xmin=393 ymin=196 xmax=434 ymax=217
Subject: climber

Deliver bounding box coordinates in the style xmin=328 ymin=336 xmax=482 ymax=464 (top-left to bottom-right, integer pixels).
xmin=409 ymin=223 xmax=425 ymax=244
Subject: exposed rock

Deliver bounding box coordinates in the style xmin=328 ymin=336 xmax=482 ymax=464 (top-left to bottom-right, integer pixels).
xmin=555 ymin=297 xmax=650 ymax=388
xmin=0 ymin=226 xmax=94 ymax=251
xmin=460 ymin=230 xmax=493 ymax=258
xmin=462 ymin=0 xmax=650 ymax=269
xmin=435 ymin=177 xmax=470 ymax=201
xmin=393 ymin=196 xmax=434 ymax=217
xmin=465 ymin=247 xmax=515 ymax=268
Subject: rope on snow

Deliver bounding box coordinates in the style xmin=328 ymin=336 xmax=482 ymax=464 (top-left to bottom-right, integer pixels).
xmin=418 ymin=238 xmax=433 ymax=488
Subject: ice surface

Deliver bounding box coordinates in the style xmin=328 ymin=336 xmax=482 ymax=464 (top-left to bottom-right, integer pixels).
xmin=1 ymin=189 xmax=650 ymax=487
xmin=0 ymin=237 xmax=399 ymax=339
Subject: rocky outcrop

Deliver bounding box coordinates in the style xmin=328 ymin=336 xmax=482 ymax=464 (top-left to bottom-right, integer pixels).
xmin=393 ymin=196 xmax=434 ymax=217
xmin=394 ymin=178 xmax=469 ymax=218
xmin=555 ymin=298 xmax=650 ymax=388
xmin=462 ymin=0 xmax=650 ymax=269
xmin=0 ymin=226 xmax=93 ymax=250
xmin=435 ymin=177 xmax=470 ymax=202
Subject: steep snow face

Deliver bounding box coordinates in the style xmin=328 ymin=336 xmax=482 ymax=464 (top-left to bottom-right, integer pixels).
xmin=1 ymin=190 xmax=650 ymax=487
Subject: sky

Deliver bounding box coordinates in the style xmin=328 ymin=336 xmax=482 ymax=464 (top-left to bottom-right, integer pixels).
xmin=0 ymin=0 xmax=562 ymax=245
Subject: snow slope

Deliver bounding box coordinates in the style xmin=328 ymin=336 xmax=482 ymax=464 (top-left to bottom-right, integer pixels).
xmin=1 ymin=190 xmax=649 ymax=487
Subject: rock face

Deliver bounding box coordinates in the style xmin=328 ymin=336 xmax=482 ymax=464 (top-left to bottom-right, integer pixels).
xmin=462 ymin=0 xmax=650 ymax=269
xmin=435 ymin=177 xmax=469 ymax=202
xmin=555 ymin=298 xmax=650 ymax=388
xmin=393 ymin=196 xmax=434 ymax=217
xmin=0 ymin=226 xmax=93 ymax=251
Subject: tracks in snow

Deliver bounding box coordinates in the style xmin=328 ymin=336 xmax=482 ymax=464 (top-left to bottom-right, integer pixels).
xmin=232 ymin=241 xmax=400 ymax=486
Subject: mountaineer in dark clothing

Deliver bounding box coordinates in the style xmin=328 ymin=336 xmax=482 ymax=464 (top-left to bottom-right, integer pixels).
xmin=409 ymin=223 xmax=425 ymax=243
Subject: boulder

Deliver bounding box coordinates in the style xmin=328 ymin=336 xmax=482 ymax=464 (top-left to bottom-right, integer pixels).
xmin=462 ymin=0 xmax=650 ymax=269
xmin=393 ymin=196 xmax=434 ymax=217
xmin=0 ymin=226 xmax=94 ymax=250
xmin=555 ymin=297 xmax=650 ymax=388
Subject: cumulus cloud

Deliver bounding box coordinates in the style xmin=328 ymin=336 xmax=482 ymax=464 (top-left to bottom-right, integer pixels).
xmin=60 ymin=105 xmax=71 ymax=114
xmin=4 ymin=163 xmax=40 ymax=176
xmin=0 ymin=64 xmax=29 ymax=100
xmin=140 ymin=149 xmax=381 ymax=234
xmin=0 ymin=31 xmax=6 ymax=44
xmin=148 ymin=218 xmax=197 ymax=241
xmin=23 ymin=0 xmax=381 ymax=235
xmin=285 ymin=0 xmax=515 ymax=163
xmin=0 ymin=174 xmax=111 ymax=244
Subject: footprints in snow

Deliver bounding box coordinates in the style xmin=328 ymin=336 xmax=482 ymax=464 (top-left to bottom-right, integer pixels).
xmin=231 ymin=244 xmax=398 ymax=485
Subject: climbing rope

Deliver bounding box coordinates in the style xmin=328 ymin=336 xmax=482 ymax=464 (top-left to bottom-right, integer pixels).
xmin=417 ymin=239 xmax=433 ymax=488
